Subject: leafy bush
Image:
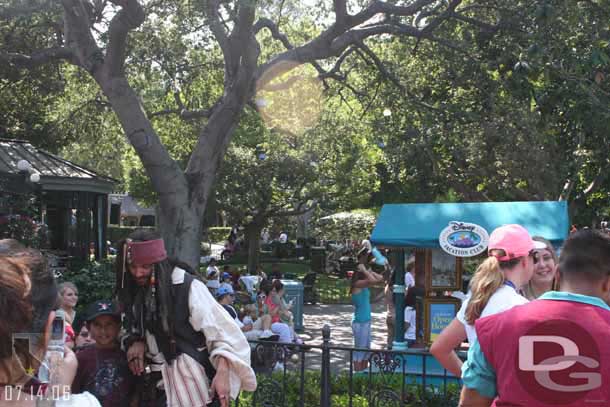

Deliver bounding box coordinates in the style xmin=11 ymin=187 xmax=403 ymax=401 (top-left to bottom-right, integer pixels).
xmin=236 ymin=370 xmax=460 ymax=407
xmin=206 ymin=227 xmax=232 ymax=243
xmin=0 ymin=215 xmax=42 ymax=248
xmin=313 ymin=211 xmax=375 ymax=241
xmin=58 ymin=259 xmax=116 ymax=315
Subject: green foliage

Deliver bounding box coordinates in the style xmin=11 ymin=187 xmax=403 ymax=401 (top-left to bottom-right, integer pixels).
xmin=58 ymin=259 xmax=116 ymax=315
xmin=0 ymin=214 xmax=41 ymax=247
xmin=0 ymin=192 xmax=43 ymax=247
xmin=237 ymin=371 xmax=460 ymax=407
xmin=313 ymin=211 xmax=376 ymax=241
xmin=5 ymin=0 xmax=610 ymax=232
xmin=206 ymin=227 xmax=232 ymax=244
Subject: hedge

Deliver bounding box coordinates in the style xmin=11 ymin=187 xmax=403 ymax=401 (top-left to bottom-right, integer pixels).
xmin=58 ymin=259 xmax=116 ymax=316
xmin=237 ymin=371 xmax=460 ymax=406
xmin=206 ymin=227 xmax=232 ymax=243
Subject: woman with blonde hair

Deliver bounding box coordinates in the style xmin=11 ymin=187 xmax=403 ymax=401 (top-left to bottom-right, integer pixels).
xmin=58 ymin=281 xmax=79 ymax=325
xmin=521 ymin=236 xmax=559 ymax=300
xmin=430 ymin=224 xmax=544 ymax=377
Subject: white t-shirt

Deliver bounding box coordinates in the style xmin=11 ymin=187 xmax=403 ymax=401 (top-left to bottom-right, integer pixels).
xmin=404 ymin=306 xmax=416 ymax=340
xmin=206 ymin=266 xmax=220 ymax=289
xmin=239 ymin=275 xmax=260 ymax=293
xmin=405 ymin=271 xmax=415 ymax=290
xmin=456 ymin=285 xmax=529 ymax=344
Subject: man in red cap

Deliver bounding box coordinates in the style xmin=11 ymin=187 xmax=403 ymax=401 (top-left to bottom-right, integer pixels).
xmin=115 ymin=230 xmax=256 ymax=407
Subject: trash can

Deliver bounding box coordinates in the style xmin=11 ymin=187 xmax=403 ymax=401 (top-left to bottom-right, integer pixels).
xmin=310 ymin=247 xmax=326 ymax=273
xmin=280 ymin=280 xmax=304 ymax=331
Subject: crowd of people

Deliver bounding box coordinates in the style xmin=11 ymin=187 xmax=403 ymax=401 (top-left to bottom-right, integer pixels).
xmin=2 ymin=223 xmax=609 ymax=406
xmin=0 ymin=231 xmax=257 ymax=407
xmin=0 ymin=228 xmax=310 ymax=407
xmin=350 ymin=224 xmax=610 ymax=407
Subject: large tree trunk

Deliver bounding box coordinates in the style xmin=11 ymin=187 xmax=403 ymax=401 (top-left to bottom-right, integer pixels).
xmin=246 ymin=223 xmax=263 ymax=274
xmin=157 ymin=203 xmax=203 ymax=272
xmin=98 ymin=76 xmax=207 ymax=269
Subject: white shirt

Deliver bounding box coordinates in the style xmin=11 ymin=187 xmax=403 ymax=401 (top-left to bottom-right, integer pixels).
xmin=144 ymin=267 xmax=256 ymax=406
xmin=239 ymin=275 xmax=260 ymax=293
xmin=261 ymin=230 xmax=270 ymax=243
xmin=405 ymin=271 xmax=415 ymax=290
xmin=404 ymin=306 xmax=416 ymax=340
xmin=456 ymin=285 xmax=529 ymax=344
xmin=206 ymin=266 xmax=220 ymax=289
xmin=279 ymin=233 xmax=288 ymax=243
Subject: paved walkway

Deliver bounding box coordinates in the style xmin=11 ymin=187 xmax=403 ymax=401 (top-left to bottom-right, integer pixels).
xmin=280 ymin=301 xmax=391 ymax=372
xmin=300 ymin=302 xmax=388 ymax=349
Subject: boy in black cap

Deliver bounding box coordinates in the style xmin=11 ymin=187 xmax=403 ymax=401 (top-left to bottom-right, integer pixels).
xmin=72 ymin=300 xmax=135 ymax=407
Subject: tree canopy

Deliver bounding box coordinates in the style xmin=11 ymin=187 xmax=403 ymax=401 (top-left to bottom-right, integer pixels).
xmin=2 ymin=0 xmax=609 ymax=268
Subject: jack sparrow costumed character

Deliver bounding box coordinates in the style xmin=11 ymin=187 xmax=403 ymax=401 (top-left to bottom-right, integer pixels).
xmin=116 ymin=231 xmax=256 ymax=407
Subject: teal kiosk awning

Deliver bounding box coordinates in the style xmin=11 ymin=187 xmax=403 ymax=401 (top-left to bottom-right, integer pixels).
xmin=371 ymin=201 xmax=569 ymax=248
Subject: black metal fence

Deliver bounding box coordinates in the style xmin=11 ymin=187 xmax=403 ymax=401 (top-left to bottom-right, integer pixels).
xmin=233 ymin=326 xmax=462 ymax=407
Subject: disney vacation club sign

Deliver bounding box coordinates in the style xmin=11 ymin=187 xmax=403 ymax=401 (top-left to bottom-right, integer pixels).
xmin=439 ymin=221 xmax=489 ymax=257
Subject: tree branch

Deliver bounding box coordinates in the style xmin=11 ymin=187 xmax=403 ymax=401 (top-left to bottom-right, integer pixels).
xmin=60 ymin=0 xmax=104 ymax=73
xmin=333 ymin=0 xmax=348 ymax=23
xmin=105 ymin=0 xmax=146 ymax=77
xmin=254 ymin=17 xmax=293 ymax=50
xmin=206 ymin=0 xmax=232 ymax=82
xmin=0 ymin=47 xmax=76 ymax=70
xmin=0 ymin=0 xmax=58 ymax=19
xmin=578 ymin=160 xmax=610 ymax=199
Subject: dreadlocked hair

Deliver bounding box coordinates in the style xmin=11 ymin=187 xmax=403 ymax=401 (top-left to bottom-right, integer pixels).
xmin=115 ymin=230 xmax=177 ymax=338
xmin=464 ymin=250 xmax=521 ymax=325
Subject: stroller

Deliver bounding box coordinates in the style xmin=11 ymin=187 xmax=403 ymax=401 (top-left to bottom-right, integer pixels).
xmin=301 ymin=272 xmax=319 ymax=304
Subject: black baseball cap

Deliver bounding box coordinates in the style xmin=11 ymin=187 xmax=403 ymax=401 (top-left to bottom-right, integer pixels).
xmin=85 ymin=300 xmax=120 ymax=322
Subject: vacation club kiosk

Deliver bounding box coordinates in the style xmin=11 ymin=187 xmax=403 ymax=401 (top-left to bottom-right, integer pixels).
xmin=370 ymin=201 xmax=570 ymax=351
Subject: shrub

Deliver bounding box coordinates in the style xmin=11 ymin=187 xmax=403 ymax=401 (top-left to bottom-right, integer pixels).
xmin=313 ymin=211 xmax=375 ymax=242
xmin=206 ymin=227 xmax=232 ymax=243
xmin=58 ymin=259 xmax=116 ymax=315
xmin=237 ymin=371 xmax=460 ymax=407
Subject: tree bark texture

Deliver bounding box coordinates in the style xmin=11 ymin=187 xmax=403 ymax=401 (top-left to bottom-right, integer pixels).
xmin=245 ymin=223 xmax=263 ymax=274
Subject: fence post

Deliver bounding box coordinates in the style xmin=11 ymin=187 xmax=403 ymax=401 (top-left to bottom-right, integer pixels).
xmin=320 ymin=324 xmax=332 ymax=407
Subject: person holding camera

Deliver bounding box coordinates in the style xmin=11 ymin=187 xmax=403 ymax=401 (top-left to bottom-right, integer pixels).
xmin=115 ymin=231 xmax=255 ymax=407
xmin=350 ymin=247 xmax=384 ymax=371
xmin=0 ymin=240 xmax=100 ymax=406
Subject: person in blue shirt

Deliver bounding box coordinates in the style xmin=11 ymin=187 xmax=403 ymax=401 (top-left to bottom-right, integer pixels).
xmin=350 ymin=247 xmax=384 ymax=371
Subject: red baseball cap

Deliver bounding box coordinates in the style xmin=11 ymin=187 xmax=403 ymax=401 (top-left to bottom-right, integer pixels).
xmin=488 ymin=224 xmax=546 ymax=261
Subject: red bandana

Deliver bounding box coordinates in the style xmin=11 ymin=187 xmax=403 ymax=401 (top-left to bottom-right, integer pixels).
xmin=127 ymin=239 xmax=167 ymax=265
